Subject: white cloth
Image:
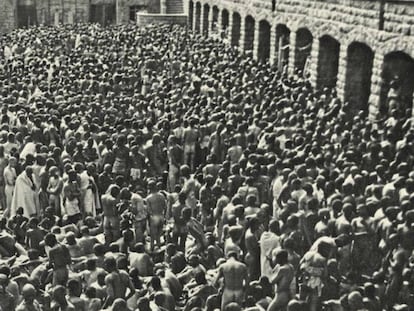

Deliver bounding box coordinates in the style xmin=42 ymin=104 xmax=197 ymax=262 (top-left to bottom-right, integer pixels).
xmin=11 ymin=171 xmax=39 ymax=217
xmin=260 ymin=231 xmax=280 ymax=278
xmin=19 ymin=142 xmax=37 ymax=161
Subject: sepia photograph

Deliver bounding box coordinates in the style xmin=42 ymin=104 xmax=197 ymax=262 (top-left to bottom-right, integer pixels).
xmin=0 ymin=0 xmax=412 ymax=310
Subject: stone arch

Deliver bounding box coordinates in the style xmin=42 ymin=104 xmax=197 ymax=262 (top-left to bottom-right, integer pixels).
xmin=195 ymin=2 xmax=201 ymax=33
xmin=275 ymin=24 xmax=290 ymax=71
xmin=295 ymin=27 xmax=313 ymax=74
xmin=258 ymin=19 xmax=271 ymax=62
xmin=244 ymin=15 xmax=255 ymax=53
xmin=189 ymin=0 xmax=194 ymax=30
xmin=314 ymin=22 xmax=343 ymax=47
xmin=289 ymin=15 xmax=319 ymax=37
xmin=380 ymin=37 xmax=414 ymax=62
xmin=379 ymin=51 xmax=414 ymax=115
xmin=231 ymin=12 xmax=241 ymax=47
xmin=344 ymin=42 xmax=374 ymax=115
xmin=343 ymin=27 xmax=378 ymax=53
xmin=203 ymin=3 xmax=210 ymax=36
xmin=212 ymin=6 xmax=219 ymax=32
xmin=317 ymin=35 xmax=340 ymax=90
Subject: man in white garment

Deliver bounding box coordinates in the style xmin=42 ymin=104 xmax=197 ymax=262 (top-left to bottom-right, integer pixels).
xmin=12 ymin=166 xmax=39 ymax=217
xmin=260 ymin=219 xmax=281 ymax=279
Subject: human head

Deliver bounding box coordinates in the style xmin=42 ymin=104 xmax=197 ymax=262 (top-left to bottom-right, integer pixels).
xmin=22 ymin=283 xmax=36 ymax=304
xmin=104 ymin=256 xmax=117 ymax=273
xmin=44 ymin=233 xmax=57 ymax=247
xmin=67 ymin=278 xmax=82 ymax=297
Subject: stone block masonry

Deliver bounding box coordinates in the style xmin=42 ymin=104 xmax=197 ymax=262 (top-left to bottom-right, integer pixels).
xmin=0 ymin=0 xmax=163 ymax=30
xmin=0 ymin=0 xmax=17 ymax=33
xmin=190 ymin=0 xmax=414 ymax=121
xmin=136 ymin=12 xmax=187 ymax=25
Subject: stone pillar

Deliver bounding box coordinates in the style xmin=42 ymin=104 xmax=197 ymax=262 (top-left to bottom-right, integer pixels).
xmin=192 ymin=2 xmax=197 ymax=31
xmin=336 ymin=43 xmax=348 ymax=103
xmin=227 ymin=11 xmax=233 ymax=45
xmin=116 ymin=0 xmax=128 ymax=25
xmin=116 ymin=0 xmax=121 ymax=24
xmin=54 ymin=11 xmax=60 ymax=26
xmin=368 ymin=52 xmax=384 ymax=121
xmin=253 ymin=19 xmax=260 ymax=60
xmin=288 ymin=30 xmax=296 ymax=76
xmin=239 ymin=15 xmax=246 ymax=51
xmin=207 ymin=5 xmax=213 ymax=37
xmin=160 ymin=0 xmax=167 ymax=14
xmin=68 ymin=11 xmax=74 ymax=24
xmin=269 ymin=24 xmax=276 ymax=65
xmin=309 ymin=37 xmax=320 ymax=87
xmin=200 ymin=3 xmax=205 ymax=34
xmin=217 ymin=9 xmax=222 ymax=33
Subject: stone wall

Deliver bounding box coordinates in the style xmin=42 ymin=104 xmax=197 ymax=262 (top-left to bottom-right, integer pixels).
xmin=190 ymin=0 xmax=414 ymax=120
xmin=11 ymin=0 xmax=160 ymax=27
xmin=36 ymin=0 xmax=90 ymax=25
xmin=0 ymin=0 xmax=16 ymax=33
xmin=0 ymin=0 xmax=174 ymax=30
xmin=136 ymin=12 xmax=187 ymax=25
xmin=384 ymin=1 xmax=414 ymax=35
xmin=117 ymin=0 xmax=160 ymax=24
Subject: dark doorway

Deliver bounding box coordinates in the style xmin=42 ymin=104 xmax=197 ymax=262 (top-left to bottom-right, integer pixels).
xmin=203 ymin=4 xmax=210 ymax=37
xmin=244 ymin=15 xmax=255 ymax=52
xmin=195 ymin=2 xmax=201 ymax=33
xmin=90 ymin=4 xmax=116 ymax=26
xmin=231 ymin=12 xmax=241 ymax=47
xmin=258 ymin=20 xmax=270 ymax=62
xmin=17 ymin=4 xmax=37 ymax=28
xmin=222 ymin=9 xmax=229 ymax=30
xmin=295 ymin=28 xmax=313 ymax=75
xmin=344 ymin=42 xmax=374 ymax=114
xmin=317 ymin=35 xmax=340 ymax=90
xmin=203 ymin=4 xmax=210 ymax=36
xmin=380 ymin=51 xmax=414 ymax=114
xmin=189 ymin=1 xmax=194 ymax=29
xmin=212 ymin=6 xmax=219 ymax=33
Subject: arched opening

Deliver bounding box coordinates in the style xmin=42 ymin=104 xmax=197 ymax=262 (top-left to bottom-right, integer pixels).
xmin=295 ymin=28 xmax=313 ymax=75
xmin=231 ymin=12 xmax=241 ymax=47
xmin=221 ymin=9 xmax=229 ymax=41
xmin=275 ymin=24 xmax=290 ymax=72
xmin=212 ymin=6 xmax=219 ymax=33
xmin=344 ymin=42 xmax=374 ymax=115
xmin=189 ymin=0 xmax=194 ymax=30
xmin=380 ymin=51 xmax=414 ymax=115
xmin=244 ymin=15 xmax=255 ymax=52
xmin=195 ymin=2 xmax=201 ymax=33
xmin=317 ymin=35 xmax=340 ymax=90
xmin=258 ymin=20 xmax=271 ymax=62
xmin=203 ymin=4 xmax=210 ymax=37
xmin=17 ymin=0 xmax=37 ymax=27
xmin=222 ymin=10 xmax=229 ymax=30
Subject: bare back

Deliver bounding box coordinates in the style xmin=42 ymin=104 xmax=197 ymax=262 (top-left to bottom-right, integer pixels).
xmin=221 ymin=259 xmax=247 ymax=291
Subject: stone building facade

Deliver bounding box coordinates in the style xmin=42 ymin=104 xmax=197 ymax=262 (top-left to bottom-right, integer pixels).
xmin=189 ymin=0 xmax=414 ymax=120
xmin=36 ymin=0 xmax=160 ymax=25
xmin=0 ymin=0 xmax=17 ymax=33
xmin=0 ymin=0 xmax=162 ymax=31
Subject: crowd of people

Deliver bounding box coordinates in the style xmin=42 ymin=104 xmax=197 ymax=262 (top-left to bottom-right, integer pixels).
xmin=0 ymin=22 xmax=413 ymax=311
